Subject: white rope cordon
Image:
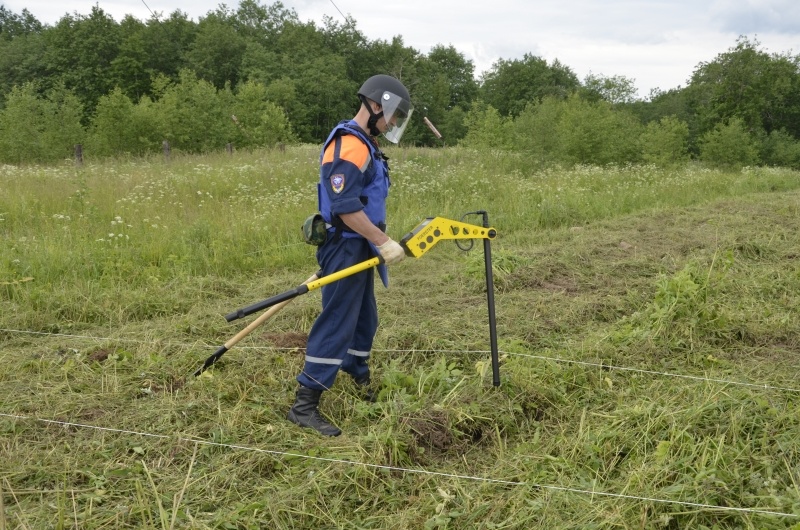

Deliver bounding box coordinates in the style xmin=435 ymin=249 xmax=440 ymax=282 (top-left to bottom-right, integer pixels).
xmin=1 ymin=329 xmax=144 ymax=343
xmin=0 ymin=412 xmax=795 ymax=519
xmin=505 ymin=351 xmax=800 ymax=394
xmin=2 ymin=328 xmax=799 ymax=394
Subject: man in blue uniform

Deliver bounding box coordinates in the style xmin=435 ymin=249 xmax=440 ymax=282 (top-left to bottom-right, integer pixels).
xmin=287 ymin=75 xmax=414 ymax=436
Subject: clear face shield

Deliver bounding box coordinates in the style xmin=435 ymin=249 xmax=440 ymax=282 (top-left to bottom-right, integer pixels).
xmin=378 ymin=91 xmax=414 ymax=144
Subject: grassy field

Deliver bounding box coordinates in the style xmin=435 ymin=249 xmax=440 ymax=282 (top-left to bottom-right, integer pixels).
xmin=1 ymin=147 xmax=800 ymax=529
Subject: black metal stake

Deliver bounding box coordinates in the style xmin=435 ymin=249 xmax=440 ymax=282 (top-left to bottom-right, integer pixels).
xmin=479 ymin=212 xmax=501 ymax=386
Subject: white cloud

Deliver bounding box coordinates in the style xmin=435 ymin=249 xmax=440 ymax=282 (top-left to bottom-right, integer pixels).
xmin=711 ymin=0 xmax=800 ymax=34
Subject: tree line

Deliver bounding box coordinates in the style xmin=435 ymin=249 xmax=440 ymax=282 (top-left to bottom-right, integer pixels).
xmin=1 ymin=1 xmax=799 ymax=168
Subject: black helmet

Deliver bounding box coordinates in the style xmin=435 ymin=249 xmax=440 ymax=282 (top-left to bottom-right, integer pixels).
xmin=357 ymin=74 xmax=414 ymax=144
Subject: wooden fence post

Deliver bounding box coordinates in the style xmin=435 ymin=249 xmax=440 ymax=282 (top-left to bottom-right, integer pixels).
xmin=74 ymin=144 xmax=83 ymax=166
xmin=162 ymin=140 xmax=170 ymax=162
xmin=226 ymin=143 xmax=233 ymax=155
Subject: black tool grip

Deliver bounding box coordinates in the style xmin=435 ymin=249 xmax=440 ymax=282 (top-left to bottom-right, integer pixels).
xmin=224 ymin=285 xmax=309 ymax=322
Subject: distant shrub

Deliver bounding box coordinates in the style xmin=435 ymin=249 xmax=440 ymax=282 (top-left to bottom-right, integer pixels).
xmin=0 ymin=82 xmax=84 ymax=164
xmin=459 ymin=100 xmax=513 ymax=149
xmin=149 ymin=69 xmax=234 ymax=153
xmin=640 ymin=116 xmax=690 ymax=167
xmin=758 ymin=128 xmax=800 ymax=169
xmin=554 ymin=94 xmax=642 ymax=166
xmin=472 ymin=95 xmax=644 ymax=167
xmin=510 ymin=97 xmax=565 ymax=167
xmin=438 ymin=106 xmax=468 ymax=145
xmin=87 ymin=88 xmax=164 ymax=156
xmin=231 ymin=80 xmax=296 ymax=149
xmin=699 ymin=117 xmax=759 ymax=169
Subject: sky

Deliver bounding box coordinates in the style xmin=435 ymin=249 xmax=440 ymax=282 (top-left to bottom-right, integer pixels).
xmin=4 ymin=0 xmax=800 ymax=99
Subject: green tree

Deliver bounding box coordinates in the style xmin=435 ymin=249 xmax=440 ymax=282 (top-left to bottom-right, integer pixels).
xmin=231 ymin=0 xmax=299 ymax=45
xmin=87 ymin=87 xmax=164 ymax=156
xmin=366 ymin=36 xmax=421 ymax=85
xmin=319 ymin=15 xmax=372 ymax=83
xmin=554 ymin=94 xmax=642 ymax=166
xmin=412 ymin=45 xmax=478 ymax=145
xmin=480 ymin=54 xmax=579 ymax=117
xmin=140 ymin=11 xmax=197 ymax=84
xmin=291 ymin=54 xmax=355 ymax=142
xmin=460 ymin=100 xmax=512 ymax=149
xmin=686 ymin=36 xmax=800 ymax=139
xmin=629 ymin=87 xmax=692 ymax=126
xmin=0 ymin=31 xmax=49 ymax=107
xmin=232 ymin=80 xmax=295 ymax=148
xmin=185 ymin=9 xmax=248 ymax=90
xmin=581 ymin=73 xmax=638 ymax=104
xmin=699 ymin=117 xmax=759 ymax=169
xmin=757 ymin=128 xmax=800 ymax=169
xmin=154 ymin=70 xmax=234 ymax=153
xmin=233 ymin=1 xmax=304 ymax=88
xmin=240 ymin=40 xmax=282 ymax=84
xmin=0 ymin=7 xmax=47 ymax=108
xmin=43 ymin=6 xmax=121 ymax=119
xmin=437 ymin=106 xmax=467 ymax=145
xmin=130 ymin=96 xmax=166 ymax=152
xmin=264 ymin=76 xmax=299 ymax=117
xmin=0 ymin=6 xmax=43 ymax=39
xmin=0 ymin=82 xmax=84 ymax=163
xmin=263 ymin=20 xmax=358 ymax=142
xmin=406 ymin=58 xmax=450 ymax=145
xmin=427 ymin=44 xmax=478 ymax=109
xmin=0 ymin=83 xmax=48 ymax=163
xmin=510 ymin=97 xmax=566 ymax=166
xmin=109 ymin=15 xmax=152 ymax=101
xmin=0 ymin=82 xmax=45 ymax=163
xmin=45 ymin=84 xmax=85 ymax=154
xmin=640 ymin=116 xmax=690 ymax=167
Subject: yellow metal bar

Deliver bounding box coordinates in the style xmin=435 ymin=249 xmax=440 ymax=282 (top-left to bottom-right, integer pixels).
xmin=225 ymin=256 xmax=383 ymax=322
xmin=401 ymin=217 xmax=497 ymax=258
xmin=304 ymin=256 xmax=382 ymax=292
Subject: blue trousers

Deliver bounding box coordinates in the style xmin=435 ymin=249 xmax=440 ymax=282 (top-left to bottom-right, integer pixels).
xmin=297 ymin=236 xmax=378 ymax=390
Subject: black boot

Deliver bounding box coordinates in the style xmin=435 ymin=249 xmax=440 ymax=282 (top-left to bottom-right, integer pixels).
xmin=287 ymin=386 xmax=342 ymax=437
xmin=354 ymin=374 xmax=377 ymax=403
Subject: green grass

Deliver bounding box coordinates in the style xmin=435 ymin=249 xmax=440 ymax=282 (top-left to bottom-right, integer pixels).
xmin=1 ymin=147 xmax=800 ymax=529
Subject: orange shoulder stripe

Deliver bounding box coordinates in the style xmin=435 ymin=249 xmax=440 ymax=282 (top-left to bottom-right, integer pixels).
xmin=322 ymin=135 xmax=370 ymax=171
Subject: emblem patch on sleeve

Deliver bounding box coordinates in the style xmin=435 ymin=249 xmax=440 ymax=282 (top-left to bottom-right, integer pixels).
xmin=331 ymin=174 xmax=345 ymax=194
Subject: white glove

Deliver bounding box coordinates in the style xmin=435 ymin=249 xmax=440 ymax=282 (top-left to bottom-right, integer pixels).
xmin=377 ymin=238 xmax=406 ymax=265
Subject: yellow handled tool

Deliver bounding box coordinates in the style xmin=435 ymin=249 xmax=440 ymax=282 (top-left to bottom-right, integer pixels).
xmin=224 ymin=256 xmax=383 ymax=323
xmin=194 ymin=213 xmax=501 ymax=385
xmin=193 ymin=259 xmax=383 ymax=377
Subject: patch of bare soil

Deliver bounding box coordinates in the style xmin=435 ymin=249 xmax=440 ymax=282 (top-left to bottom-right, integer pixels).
xmin=87 ymin=348 xmax=111 ymax=363
xmin=408 ymin=410 xmax=455 ymax=452
xmin=260 ymin=332 xmax=308 ymax=349
xmin=540 ymin=276 xmax=579 ymax=294
xmin=406 ymin=405 xmax=500 ymax=467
